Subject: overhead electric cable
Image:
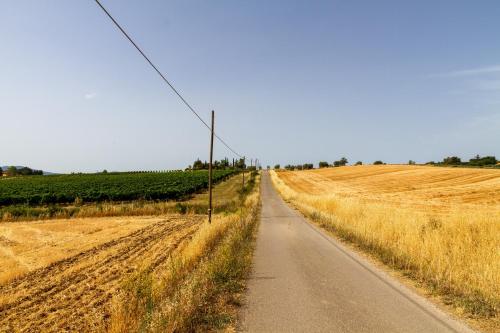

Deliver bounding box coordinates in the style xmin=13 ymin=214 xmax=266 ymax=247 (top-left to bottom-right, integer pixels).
xmin=94 ymin=0 xmax=242 ymax=158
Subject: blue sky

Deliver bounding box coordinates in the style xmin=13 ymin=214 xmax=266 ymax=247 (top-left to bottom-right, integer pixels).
xmin=1 ymin=1 xmax=499 ymax=172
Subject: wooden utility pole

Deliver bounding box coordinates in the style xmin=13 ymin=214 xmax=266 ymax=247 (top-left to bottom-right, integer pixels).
xmin=242 ymin=156 xmax=246 ymax=190
xmin=208 ymin=110 xmax=215 ymax=223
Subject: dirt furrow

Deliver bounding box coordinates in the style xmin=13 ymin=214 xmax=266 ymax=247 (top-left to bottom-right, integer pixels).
xmin=0 ymin=216 xmax=202 ymax=332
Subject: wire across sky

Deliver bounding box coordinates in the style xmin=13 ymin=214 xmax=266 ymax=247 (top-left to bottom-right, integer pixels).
xmin=94 ymin=0 xmax=243 ymax=158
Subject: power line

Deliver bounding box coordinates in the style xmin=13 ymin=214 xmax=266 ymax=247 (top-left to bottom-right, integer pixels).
xmin=93 ymin=0 xmax=242 ymax=158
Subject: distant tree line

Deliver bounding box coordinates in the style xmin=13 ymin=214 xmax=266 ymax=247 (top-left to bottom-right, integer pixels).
xmin=426 ymin=155 xmax=498 ymax=167
xmin=271 ymin=154 xmax=498 ymax=172
xmin=187 ymin=157 xmax=247 ymax=171
xmin=282 ymin=163 xmax=314 ymax=171
xmin=274 ymin=157 xmax=386 ymax=170
xmin=2 ymin=166 xmax=43 ymax=177
xmin=317 ymin=157 xmax=349 ymax=168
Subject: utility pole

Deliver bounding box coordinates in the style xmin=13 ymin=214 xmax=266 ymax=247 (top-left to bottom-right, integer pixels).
xmin=242 ymin=156 xmax=246 ymax=190
xmin=208 ymin=110 xmax=215 ymax=223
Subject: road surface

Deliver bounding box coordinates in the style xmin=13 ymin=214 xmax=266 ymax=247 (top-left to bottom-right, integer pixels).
xmin=239 ymin=172 xmax=474 ymax=333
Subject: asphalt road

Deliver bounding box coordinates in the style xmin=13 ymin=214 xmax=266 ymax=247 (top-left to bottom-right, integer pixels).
xmin=239 ymin=172 xmax=475 ymax=333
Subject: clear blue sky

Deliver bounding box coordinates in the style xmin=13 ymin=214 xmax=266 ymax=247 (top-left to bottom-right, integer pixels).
xmin=1 ymin=1 xmax=499 ymax=173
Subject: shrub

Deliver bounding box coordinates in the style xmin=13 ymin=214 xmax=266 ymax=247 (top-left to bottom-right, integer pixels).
xmin=355 ymin=161 xmax=362 ymax=166
xmin=373 ymin=160 xmax=384 ymax=165
xmin=318 ymin=161 xmax=329 ymax=168
xmin=333 ymin=157 xmax=348 ymax=167
xmin=274 ymin=164 xmax=280 ymax=170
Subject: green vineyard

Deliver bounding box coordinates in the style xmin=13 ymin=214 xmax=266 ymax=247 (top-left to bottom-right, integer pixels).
xmin=0 ymin=170 xmax=235 ymax=206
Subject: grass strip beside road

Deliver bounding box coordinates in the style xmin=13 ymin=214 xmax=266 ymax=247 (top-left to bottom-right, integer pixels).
xmin=109 ymin=175 xmax=260 ymax=332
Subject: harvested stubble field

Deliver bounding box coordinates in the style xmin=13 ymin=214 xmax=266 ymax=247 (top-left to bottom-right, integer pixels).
xmin=0 ymin=172 xmax=259 ymax=332
xmin=272 ymin=165 xmax=499 ymax=330
xmin=277 ymin=164 xmax=500 ymax=213
xmin=0 ymin=216 xmax=202 ymax=332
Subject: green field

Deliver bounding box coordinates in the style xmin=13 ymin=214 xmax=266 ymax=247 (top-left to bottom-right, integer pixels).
xmin=0 ymin=170 xmax=235 ymax=206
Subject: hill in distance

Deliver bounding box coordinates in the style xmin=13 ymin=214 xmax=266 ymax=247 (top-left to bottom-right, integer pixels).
xmin=1 ymin=166 xmax=58 ymax=175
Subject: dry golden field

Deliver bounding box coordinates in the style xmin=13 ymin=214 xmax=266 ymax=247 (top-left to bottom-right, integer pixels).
xmin=0 ymin=216 xmax=202 ymax=331
xmin=0 ymin=216 xmax=170 ymax=285
xmin=272 ymin=166 xmax=500 ymax=329
xmin=0 ymin=172 xmax=259 ymax=332
xmin=278 ymin=165 xmax=500 ymax=213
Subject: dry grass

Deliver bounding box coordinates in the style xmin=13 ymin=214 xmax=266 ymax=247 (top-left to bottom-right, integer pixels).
xmin=109 ymin=174 xmax=260 ymax=332
xmin=271 ymin=166 xmax=499 ymax=327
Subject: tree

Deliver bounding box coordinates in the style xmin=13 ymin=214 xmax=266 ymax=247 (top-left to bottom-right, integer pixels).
xmin=408 ymin=160 xmax=416 ymax=165
xmin=235 ymin=158 xmax=246 ymax=169
xmin=0 ymin=167 xmax=2 ymax=177
xmin=303 ymin=163 xmax=314 ymax=170
xmin=373 ymin=160 xmax=384 ymax=165
xmin=219 ymin=158 xmax=230 ymax=169
xmin=318 ymin=161 xmax=329 ymax=168
xmin=442 ymin=156 xmax=461 ymax=165
xmin=469 ymin=155 xmax=497 ymax=166
xmin=355 ymin=161 xmax=362 ymax=166
xmin=6 ymin=166 xmax=17 ymax=177
xmin=193 ymin=159 xmax=204 ymax=170
xmin=333 ymin=157 xmax=348 ymax=167
xmin=18 ymin=167 xmax=34 ymax=176
xmin=274 ymin=164 xmax=280 ymax=170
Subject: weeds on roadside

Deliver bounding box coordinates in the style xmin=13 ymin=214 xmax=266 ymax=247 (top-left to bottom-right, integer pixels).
xmin=109 ymin=176 xmax=260 ymax=333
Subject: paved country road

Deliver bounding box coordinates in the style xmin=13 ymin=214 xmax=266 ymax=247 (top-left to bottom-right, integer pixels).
xmin=239 ymin=172 xmax=475 ymax=333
